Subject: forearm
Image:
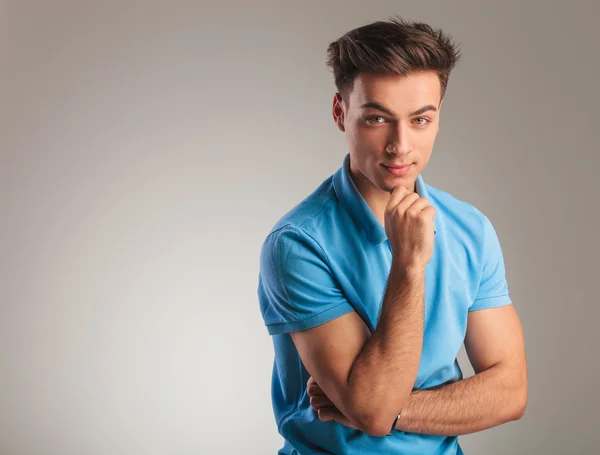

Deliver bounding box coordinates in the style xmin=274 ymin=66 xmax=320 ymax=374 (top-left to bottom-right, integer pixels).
xmin=395 ymin=363 xmax=527 ymax=436
xmin=347 ymin=264 xmax=425 ymax=431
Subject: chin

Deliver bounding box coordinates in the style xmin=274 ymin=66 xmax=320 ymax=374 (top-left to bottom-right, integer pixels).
xmin=373 ymin=177 xmax=397 ymax=194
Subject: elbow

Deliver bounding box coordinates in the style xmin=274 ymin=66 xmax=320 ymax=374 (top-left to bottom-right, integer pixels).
xmin=351 ymin=404 xmax=405 ymax=438
xmin=345 ymin=379 xmax=411 ymax=437
xmin=509 ymin=387 xmax=528 ymax=421
xmin=355 ymin=414 xmax=393 ymax=438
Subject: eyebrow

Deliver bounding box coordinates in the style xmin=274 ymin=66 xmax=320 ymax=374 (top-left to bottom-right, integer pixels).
xmin=360 ymin=102 xmax=438 ymax=117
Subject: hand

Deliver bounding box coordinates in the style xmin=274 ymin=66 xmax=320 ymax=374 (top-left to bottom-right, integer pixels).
xmin=307 ymin=376 xmax=360 ymax=430
xmin=384 ymin=185 xmax=436 ymax=272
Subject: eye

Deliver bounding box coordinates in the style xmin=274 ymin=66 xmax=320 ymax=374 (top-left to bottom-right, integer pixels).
xmin=366 ymin=115 xmax=387 ymax=124
xmin=413 ymin=117 xmax=431 ymax=126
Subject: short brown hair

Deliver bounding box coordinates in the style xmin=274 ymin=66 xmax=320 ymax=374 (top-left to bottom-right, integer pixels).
xmin=326 ymin=16 xmax=461 ymax=102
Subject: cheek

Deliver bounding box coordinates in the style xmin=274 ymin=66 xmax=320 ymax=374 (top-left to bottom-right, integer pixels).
xmin=346 ymin=124 xmax=371 ymax=149
xmin=354 ymin=125 xmax=388 ymax=148
xmin=414 ymin=128 xmax=438 ymax=148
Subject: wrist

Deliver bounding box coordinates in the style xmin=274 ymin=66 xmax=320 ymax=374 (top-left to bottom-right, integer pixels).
xmin=388 ymin=409 xmax=403 ymax=435
xmin=390 ymin=261 xmax=425 ymax=282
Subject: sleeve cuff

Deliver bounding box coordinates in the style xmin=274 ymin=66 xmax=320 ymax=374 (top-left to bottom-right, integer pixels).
xmin=469 ymin=294 xmax=512 ymax=312
xmin=266 ymin=301 xmax=355 ymax=335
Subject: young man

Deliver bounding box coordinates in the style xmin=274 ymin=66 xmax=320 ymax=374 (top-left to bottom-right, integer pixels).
xmin=258 ymin=16 xmax=527 ymax=455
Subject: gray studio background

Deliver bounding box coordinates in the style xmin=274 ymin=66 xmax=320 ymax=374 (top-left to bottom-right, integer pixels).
xmin=1 ymin=1 xmax=599 ymax=454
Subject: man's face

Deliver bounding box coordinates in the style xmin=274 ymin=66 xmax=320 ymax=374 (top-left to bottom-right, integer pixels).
xmin=333 ymin=71 xmax=442 ymax=194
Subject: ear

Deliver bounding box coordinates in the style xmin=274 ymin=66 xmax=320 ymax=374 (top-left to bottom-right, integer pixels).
xmin=332 ymin=93 xmax=346 ymax=132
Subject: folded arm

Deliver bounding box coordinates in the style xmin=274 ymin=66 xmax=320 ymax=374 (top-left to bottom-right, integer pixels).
xmin=292 ymin=264 xmax=426 ymax=437
xmin=396 ymin=303 xmax=528 ymax=435
xmin=311 ymin=303 xmax=528 ymax=436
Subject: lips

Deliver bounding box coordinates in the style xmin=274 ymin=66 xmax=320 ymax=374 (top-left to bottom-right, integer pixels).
xmin=382 ymin=163 xmax=412 ymax=176
xmin=384 ymin=164 xmax=412 ymax=169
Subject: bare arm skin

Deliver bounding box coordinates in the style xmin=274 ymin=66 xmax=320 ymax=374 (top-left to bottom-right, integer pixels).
xmin=309 ymin=304 xmax=528 ymax=436
xmin=291 ymin=186 xmax=436 ymax=437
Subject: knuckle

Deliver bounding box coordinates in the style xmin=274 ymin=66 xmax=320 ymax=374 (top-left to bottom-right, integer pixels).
xmin=418 ymin=207 xmax=430 ymax=218
xmin=406 ymin=206 xmax=420 ymax=218
xmin=419 ymin=208 xmax=435 ymax=221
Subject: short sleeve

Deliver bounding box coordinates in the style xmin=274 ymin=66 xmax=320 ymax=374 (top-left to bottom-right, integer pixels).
xmin=257 ymin=225 xmax=354 ymax=335
xmin=469 ymin=215 xmax=512 ymax=312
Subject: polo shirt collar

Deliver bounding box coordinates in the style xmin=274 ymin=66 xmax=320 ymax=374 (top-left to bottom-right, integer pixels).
xmin=333 ymin=153 xmax=438 ymax=245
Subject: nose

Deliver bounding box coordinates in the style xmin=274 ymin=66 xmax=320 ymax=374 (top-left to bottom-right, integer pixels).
xmin=387 ymin=123 xmax=413 ymax=156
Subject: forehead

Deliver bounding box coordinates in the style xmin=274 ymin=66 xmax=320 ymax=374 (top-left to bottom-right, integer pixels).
xmin=348 ymin=71 xmax=441 ymax=111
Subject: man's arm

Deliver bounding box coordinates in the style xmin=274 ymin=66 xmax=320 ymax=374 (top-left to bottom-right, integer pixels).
xmin=394 ymin=304 xmax=528 ymax=435
xmin=291 ymin=187 xmax=436 ymax=437
xmin=292 ymin=265 xmax=425 ymax=437
xmin=311 ymin=303 xmax=528 ymax=436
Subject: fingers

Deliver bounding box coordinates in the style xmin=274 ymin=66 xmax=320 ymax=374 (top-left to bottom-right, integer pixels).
xmin=317 ymin=407 xmax=353 ymax=428
xmin=317 ymin=407 xmax=339 ymax=422
xmin=307 ymin=382 xmax=324 ymax=397
xmin=401 ymin=197 xmax=429 ymax=218
xmin=385 ymin=185 xmax=413 ymax=213
xmin=386 ymin=186 xmax=430 ymax=219
xmin=306 ymin=376 xmax=358 ymax=429
xmin=310 ymin=394 xmax=333 ymax=410
xmin=402 ymin=194 xmax=429 ymax=217
xmin=421 ymin=205 xmax=437 ymax=223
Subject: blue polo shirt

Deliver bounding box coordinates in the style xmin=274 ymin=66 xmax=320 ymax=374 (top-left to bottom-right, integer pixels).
xmin=257 ymin=153 xmax=511 ymax=455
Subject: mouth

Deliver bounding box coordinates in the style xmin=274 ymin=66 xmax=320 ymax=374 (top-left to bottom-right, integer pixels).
xmin=382 ymin=163 xmax=413 ymax=177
